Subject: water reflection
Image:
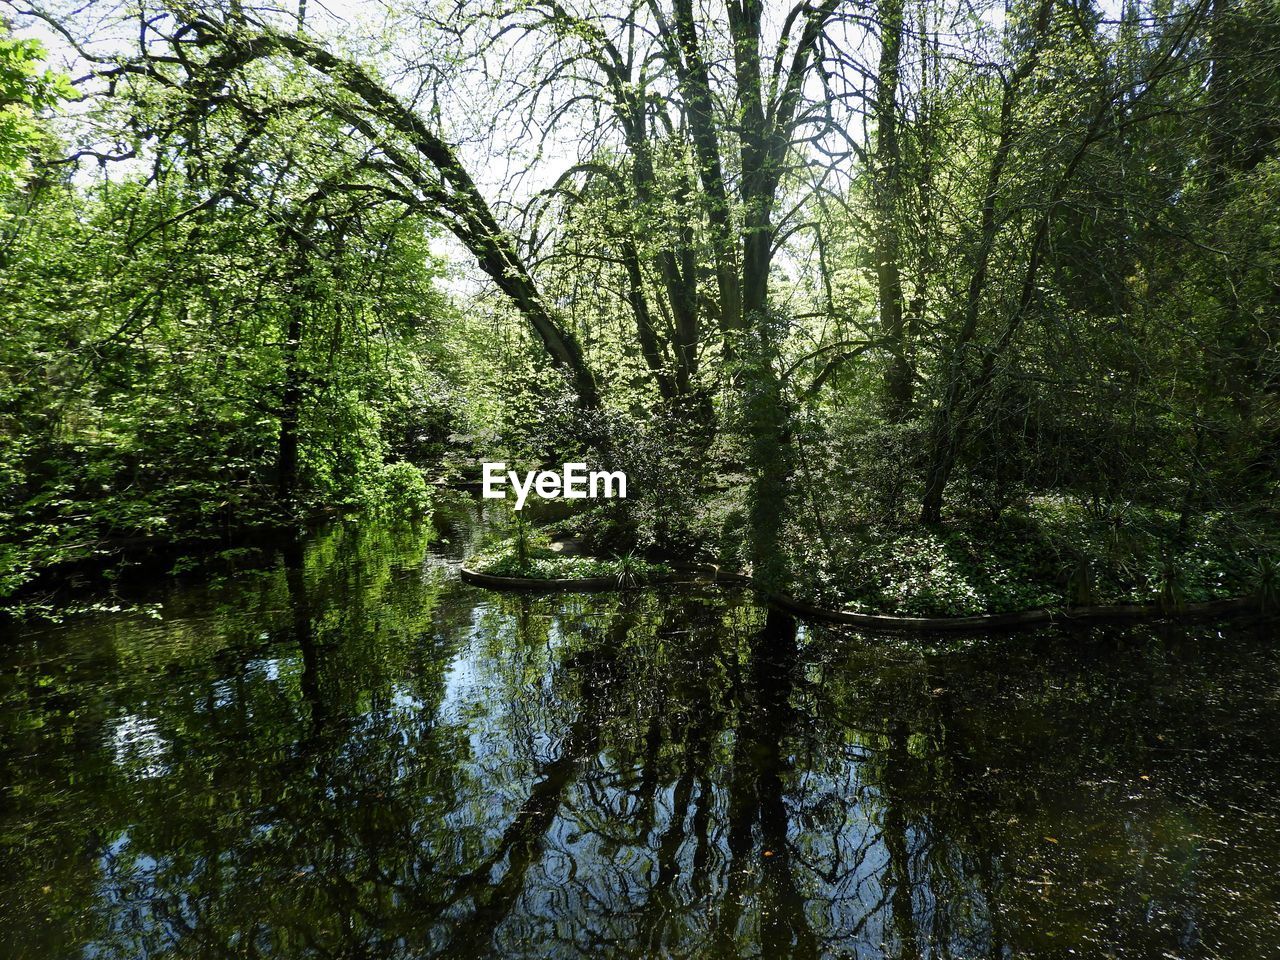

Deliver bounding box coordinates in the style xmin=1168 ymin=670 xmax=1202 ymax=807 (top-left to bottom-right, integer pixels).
xmin=1 ymin=496 xmax=1278 ymax=958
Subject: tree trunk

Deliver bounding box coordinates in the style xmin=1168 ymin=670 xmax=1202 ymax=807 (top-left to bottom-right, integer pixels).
xmin=917 ymin=0 xmax=1053 ymax=523
xmin=874 ymin=0 xmax=913 ymax=420
xmin=277 ymin=296 xmax=304 ymax=507
xmin=245 ymin=27 xmax=602 ymax=406
xmin=742 ymin=331 xmax=792 ymax=591
xmin=670 ymin=0 xmax=742 ymax=334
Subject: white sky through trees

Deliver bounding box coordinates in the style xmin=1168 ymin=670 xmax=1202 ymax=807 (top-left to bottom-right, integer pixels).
xmin=9 ymin=0 xmax=1135 ymax=311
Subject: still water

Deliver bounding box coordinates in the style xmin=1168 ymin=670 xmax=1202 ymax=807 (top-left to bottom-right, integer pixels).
xmin=2 ymin=495 xmax=1279 ymax=958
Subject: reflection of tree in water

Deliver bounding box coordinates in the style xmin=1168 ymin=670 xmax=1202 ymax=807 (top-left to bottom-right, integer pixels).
xmin=3 ymin=513 xmax=1280 ymax=958
xmin=715 ymin=610 xmax=815 ymax=958
xmin=446 ymin=599 xmax=991 ymax=959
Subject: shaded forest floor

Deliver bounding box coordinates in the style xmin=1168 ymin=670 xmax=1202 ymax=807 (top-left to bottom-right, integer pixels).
xmin=802 ymin=498 xmax=1278 ymax=616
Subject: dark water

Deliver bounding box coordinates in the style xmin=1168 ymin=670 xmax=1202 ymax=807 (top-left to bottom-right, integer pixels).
xmin=2 ymin=496 xmax=1279 ymax=959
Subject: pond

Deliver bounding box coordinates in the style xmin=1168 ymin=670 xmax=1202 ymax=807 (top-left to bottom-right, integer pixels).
xmin=2 ymin=494 xmax=1278 ymax=958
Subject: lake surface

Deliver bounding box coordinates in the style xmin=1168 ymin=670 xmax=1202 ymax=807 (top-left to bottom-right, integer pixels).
xmin=2 ymin=495 xmax=1279 ymax=958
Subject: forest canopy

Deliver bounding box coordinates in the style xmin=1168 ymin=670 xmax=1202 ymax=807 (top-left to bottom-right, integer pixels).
xmin=1 ymin=0 xmax=1277 ymax=616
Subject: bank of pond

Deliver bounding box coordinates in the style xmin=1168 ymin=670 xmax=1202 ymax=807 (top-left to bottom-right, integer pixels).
xmin=462 ymin=502 xmax=1275 ymax=630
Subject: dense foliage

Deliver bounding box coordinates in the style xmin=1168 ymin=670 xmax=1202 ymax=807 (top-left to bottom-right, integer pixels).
xmin=2 ymin=0 xmax=1277 ymax=615
xmin=0 ymin=23 xmax=463 ymax=605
